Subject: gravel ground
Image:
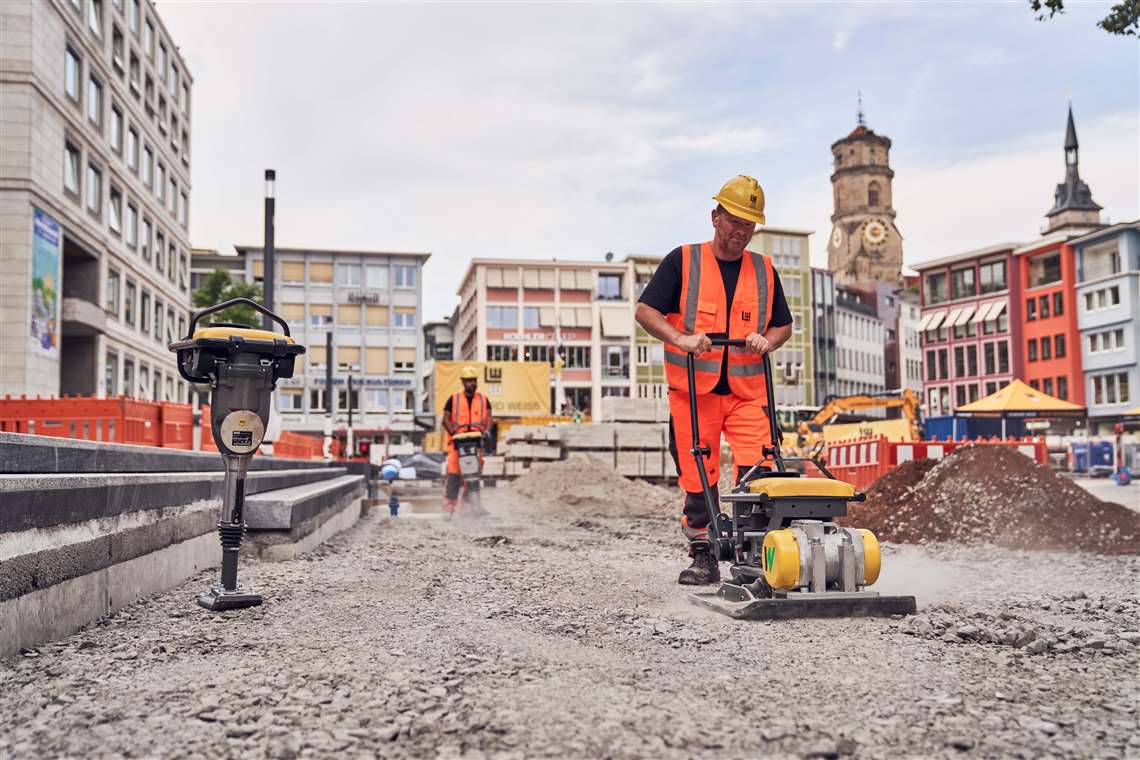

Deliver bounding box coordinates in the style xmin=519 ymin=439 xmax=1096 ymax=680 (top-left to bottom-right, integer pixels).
xmin=3 ymin=492 xmax=1139 ymax=760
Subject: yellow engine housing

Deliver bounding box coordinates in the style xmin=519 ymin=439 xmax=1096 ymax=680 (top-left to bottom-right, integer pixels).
xmin=761 ymin=525 xmax=881 ymax=591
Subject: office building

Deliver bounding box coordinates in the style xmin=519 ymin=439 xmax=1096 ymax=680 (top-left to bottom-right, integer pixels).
xmin=1073 ymin=221 xmax=1139 ymax=433
xmin=1 ymin=0 xmax=194 ymax=401
xmin=811 ymin=268 xmax=838 ymax=404
xmin=897 ymin=289 xmax=924 ymax=394
xmin=232 ymin=246 xmax=429 ymax=442
xmin=421 ymin=315 xmax=455 ymax=419
xmin=748 ymin=228 xmax=814 ymax=408
xmin=834 ymin=285 xmax=886 ymax=400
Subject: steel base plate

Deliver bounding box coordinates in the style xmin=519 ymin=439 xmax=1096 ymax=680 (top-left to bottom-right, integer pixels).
xmin=691 ymin=585 xmax=916 ymax=620
xmin=196 ymin=585 xmax=264 ymax=612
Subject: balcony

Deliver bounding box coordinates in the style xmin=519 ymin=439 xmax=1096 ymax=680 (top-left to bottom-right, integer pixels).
xmin=61 ymin=297 xmax=107 ymax=336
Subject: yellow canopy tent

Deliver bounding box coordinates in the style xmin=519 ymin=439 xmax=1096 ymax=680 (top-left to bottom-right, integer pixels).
xmin=1122 ymin=407 xmax=1140 ymax=417
xmin=955 ymin=378 xmax=1087 ymax=437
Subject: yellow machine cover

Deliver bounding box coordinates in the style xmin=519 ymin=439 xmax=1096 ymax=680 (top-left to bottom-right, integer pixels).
xmin=192 ymin=326 xmax=296 ymax=344
xmin=746 ymin=478 xmax=856 ymax=499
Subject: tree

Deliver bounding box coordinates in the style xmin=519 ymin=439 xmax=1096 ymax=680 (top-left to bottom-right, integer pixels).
xmin=1029 ymin=0 xmax=1140 ymax=36
xmin=192 ymin=268 xmax=264 ymax=328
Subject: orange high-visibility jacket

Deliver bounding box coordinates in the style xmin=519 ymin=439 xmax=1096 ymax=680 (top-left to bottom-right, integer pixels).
xmin=663 ymin=242 xmax=776 ymax=399
xmin=448 ymin=391 xmax=490 ymax=433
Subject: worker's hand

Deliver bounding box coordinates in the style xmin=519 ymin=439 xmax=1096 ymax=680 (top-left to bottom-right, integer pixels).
xmin=745 ymin=332 xmax=772 ymax=355
xmin=676 ymin=332 xmax=712 ymax=355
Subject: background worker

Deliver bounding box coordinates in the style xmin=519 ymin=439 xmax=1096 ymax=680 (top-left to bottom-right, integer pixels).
xmin=441 ymin=366 xmax=493 ymax=512
xmin=634 ymin=175 xmax=793 ymax=586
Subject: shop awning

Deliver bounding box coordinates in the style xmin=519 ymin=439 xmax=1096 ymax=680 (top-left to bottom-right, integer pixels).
xmin=951 ymin=304 xmax=976 ymax=327
xmin=599 ymin=307 xmax=631 ymax=338
xmin=956 ymin=379 xmax=1086 ymax=417
xmin=944 ymin=307 xmax=964 ymax=329
xmin=971 ymin=301 xmax=997 ymax=324
xmin=982 ymin=301 xmax=1006 ymax=322
xmin=921 ymin=310 xmax=947 ymax=332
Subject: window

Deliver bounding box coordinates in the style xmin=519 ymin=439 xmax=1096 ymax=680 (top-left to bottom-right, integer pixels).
xmin=562 ymin=345 xmax=591 ymax=368
xmin=524 ymin=345 xmax=555 ymax=364
xmin=1054 ymin=334 xmax=1065 ymax=358
xmin=937 ymin=349 xmax=948 ymax=380
xmin=1043 ymin=378 xmax=1054 ymax=396
xmin=157 ymin=43 xmax=167 ymax=80
xmin=1027 ymin=338 xmax=1037 ymax=361
xmin=366 ymin=264 xmax=387 ymax=289
xmin=181 ymin=130 xmax=189 ymax=159
xmin=604 ymin=345 xmax=630 ymax=378
xmin=336 ymin=263 xmax=361 ymax=287
xmin=128 ymin=0 xmax=138 ymax=33
xmin=979 ymin=260 xmax=1006 ymax=293
xmin=139 ymin=290 xmax=150 ymax=334
xmin=1029 ymin=253 xmax=1061 ymax=287
xmin=112 ymin=26 xmax=124 ymax=69
xmin=924 ymin=273 xmax=947 ymax=305
xmin=64 ymin=142 xmax=80 ymax=196
xmin=1053 ymin=292 xmax=1063 ymax=316
xmin=167 ymin=177 xmax=176 ymax=214
xmin=140 ymin=217 xmax=151 ymax=261
xmin=867 ymin=181 xmax=880 ymax=207
xmin=278 ymin=389 xmax=303 ymax=412
xmin=998 ymin=342 xmax=1009 ymax=374
xmin=142 ymin=145 xmax=152 ymax=186
xmin=105 ymin=268 xmax=120 ymax=315
xmin=336 ymin=346 xmax=361 ymax=371
xmin=179 ymin=192 xmax=188 ymax=226
xmin=155 ymin=230 xmax=164 ymax=272
xmin=486 ymin=345 xmax=519 ymax=361
xmin=950 ymin=267 xmax=975 ymax=301
xmin=996 ymin=311 xmax=1008 ymax=333
xmin=487 ymin=305 xmax=518 ymax=329
xmin=393 ymin=347 xmax=416 ymax=372
xmin=1030 ymin=380 xmax=1039 ymax=391
xmin=926 ymin=350 xmax=937 ymax=381
xmin=88 ymin=0 xmax=103 ymax=36
xmin=1057 ymin=376 xmax=1068 ymax=400
xmin=105 ymin=351 xmax=118 ymax=396
xmin=181 ymin=82 xmax=190 ymax=115
xmin=86 ymin=163 xmax=102 ymax=215
xmin=109 ymin=187 xmax=122 ymax=234
xmin=394 ymin=264 xmax=416 ymax=289
xmin=954 ymin=346 xmax=965 ymax=377
xmin=983 ymin=343 xmax=995 ymax=375
xmin=124 ymin=203 xmax=136 ymax=247
xmin=155 ymin=162 xmax=164 ymax=201
xmin=170 ymin=64 xmax=179 ymax=96
xmin=167 ymin=243 xmax=177 ymax=283
xmin=1039 ymin=295 xmax=1050 ymax=319
xmin=393 ymin=307 xmax=416 ymax=328
xmin=309 ymin=304 xmax=333 ymax=327
xmin=122 ymin=358 xmax=134 ymax=398
xmin=87 ymin=76 xmax=103 ymax=126
xmin=1026 ymin=298 xmax=1036 ymax=321
xmin=154 ymin=299 xmax=164 ymax=342
xmin=144 ymin=18 xmax=154 ymax=58
xmin=129 ymin=52 xmax=140 ymax=91
xmin=124 ymin=279 xmax=136 ymax=326
xmin=165 ymin=307 xmax=174 ymax=343
xmin=985 ymin=381 xmax=998 ymax=396
xmin=966 ymin=345 xmax=977 ymax=376
xmin=125 ymin=126 xmax=138 ymax=171
xmin=1041 ymin=336 xmax=1051 ymax=360
xmin=956 ymin=385 xmax=967 ymax=408
xmin=523 ymin=306 xmax=540 ymax=329
xmin=65 ymin=48 xmax=81 ymax=102
xmin=597 ymin=273 xmax=622 ymax=300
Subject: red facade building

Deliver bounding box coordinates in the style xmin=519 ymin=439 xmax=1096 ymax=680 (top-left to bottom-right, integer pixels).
xmin=1014 ymin=234 xmax=1084 ymax=403
xmin=915 ymin=243 xmax=1024 ymax=416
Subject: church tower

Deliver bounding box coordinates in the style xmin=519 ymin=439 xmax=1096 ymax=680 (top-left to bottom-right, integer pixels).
xmin=826 ymin=99 xmax=903 ymax=286
xmin=1044 ymin=105 xmax=1102 ymax=234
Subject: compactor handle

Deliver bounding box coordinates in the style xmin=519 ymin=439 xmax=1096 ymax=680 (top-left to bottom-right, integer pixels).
xmin=185 ymin=298 xmax=292 ymax=340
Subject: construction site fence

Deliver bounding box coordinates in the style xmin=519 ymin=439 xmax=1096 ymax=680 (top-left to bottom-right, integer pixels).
xmin=823 ymin=435 xmax=1048 ymax=492
xmin=0 ymin=396 xmax=324 ymax=459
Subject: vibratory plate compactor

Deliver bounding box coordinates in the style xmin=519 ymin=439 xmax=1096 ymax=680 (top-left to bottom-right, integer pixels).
xmin=686 ymin=339 xmax=916 ymax=620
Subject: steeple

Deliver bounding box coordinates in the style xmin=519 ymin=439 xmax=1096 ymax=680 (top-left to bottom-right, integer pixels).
xmin=1045 ymin=104 xmax=1101 ymax=233
xmin=857 ymin=91 xmax=865 ymax=128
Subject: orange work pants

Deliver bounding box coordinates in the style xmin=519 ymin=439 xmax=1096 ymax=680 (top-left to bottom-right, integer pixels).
xmin=668 ymin=389 xmax=772 ymax=494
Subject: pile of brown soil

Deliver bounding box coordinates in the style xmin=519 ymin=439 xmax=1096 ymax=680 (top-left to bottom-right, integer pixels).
xmin=844 ymin=446 xmax=1140 ymax=555
xmin=507 ymin=453 xmax=676 ymax=518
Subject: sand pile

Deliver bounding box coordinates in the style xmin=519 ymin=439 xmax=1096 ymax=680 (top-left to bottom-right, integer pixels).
xmin=507 ymin=453 xmax=676 ymax=518
xmin=845 ymin=445 xmax=1140 ymax=555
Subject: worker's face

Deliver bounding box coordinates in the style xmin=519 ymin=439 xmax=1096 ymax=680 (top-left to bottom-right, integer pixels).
xmin=712 ymin=206 xmax=755 ymax=257
xmin=462 ymin=378 xmax=478 ymax=394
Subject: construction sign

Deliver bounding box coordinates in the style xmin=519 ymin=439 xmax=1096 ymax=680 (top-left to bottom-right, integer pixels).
xmin=434 ymin=361 xmax=550 ymax=419
xmin=822 ymin=418 xmax=915 ymax=444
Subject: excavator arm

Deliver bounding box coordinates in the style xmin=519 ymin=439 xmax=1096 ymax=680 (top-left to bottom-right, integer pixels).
xmin=797 ymin=389 xmax=922 ymax=445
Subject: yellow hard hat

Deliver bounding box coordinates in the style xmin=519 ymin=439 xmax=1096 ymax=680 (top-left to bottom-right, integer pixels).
xmin=713 ymin=175 xmax=766 ymax=225
xmin=459 ymin=365 xmax=479 ymax=380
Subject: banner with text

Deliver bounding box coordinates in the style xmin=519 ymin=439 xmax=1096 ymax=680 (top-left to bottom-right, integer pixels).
xmin=434 ymin=361 xmax=550 ymax=419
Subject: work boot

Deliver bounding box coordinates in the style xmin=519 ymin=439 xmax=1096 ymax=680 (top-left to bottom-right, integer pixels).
xmin=678 ymin=544 xmax=721 ymax=586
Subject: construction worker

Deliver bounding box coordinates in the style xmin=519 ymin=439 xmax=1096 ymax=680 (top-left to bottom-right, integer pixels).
xmin=634 ymin=175 xmax=793 ymax=585
xmin=441 ymin=365 xmax=493 ymax=512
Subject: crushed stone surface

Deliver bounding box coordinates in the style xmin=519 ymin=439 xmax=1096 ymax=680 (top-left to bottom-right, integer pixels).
xmin=846 ymin=445 xmax=1140 ymax=555
xmin=3 ymin=494 xmax=1139 ymax=759
xmin=508 ymin=453 xmax=675 ymax=518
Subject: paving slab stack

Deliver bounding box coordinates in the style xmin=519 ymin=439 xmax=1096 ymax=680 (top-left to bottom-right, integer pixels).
xmin=0 ymin=432 xmax=365 ymax=658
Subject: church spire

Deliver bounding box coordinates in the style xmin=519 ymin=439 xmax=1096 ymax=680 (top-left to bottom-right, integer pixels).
xmin=1045 ymin=103 xmax=1101 ymax=233
xmin=857 ymin=91 xmax=865 ymax=127
xmin=1064 ymin=102 xmax=1078 ymax=151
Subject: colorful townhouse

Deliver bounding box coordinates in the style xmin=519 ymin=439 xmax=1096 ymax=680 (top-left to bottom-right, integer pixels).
xmin=1014 ymin=234 xmax=1083 ymax=403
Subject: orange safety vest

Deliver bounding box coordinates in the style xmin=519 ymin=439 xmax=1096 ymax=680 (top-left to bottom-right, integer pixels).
xmin=663 ymin=242 xmax=776 ymax=399
xmin=448 ymin=391 xmax=489 ymax=433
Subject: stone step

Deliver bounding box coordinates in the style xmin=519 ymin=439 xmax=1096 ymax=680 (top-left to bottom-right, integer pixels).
xmin=244 ymin=474 xmax=366 ymax=531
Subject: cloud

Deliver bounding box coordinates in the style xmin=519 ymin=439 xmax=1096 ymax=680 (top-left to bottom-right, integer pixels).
xmin=833 ymin=31 xmax=850 ymax=51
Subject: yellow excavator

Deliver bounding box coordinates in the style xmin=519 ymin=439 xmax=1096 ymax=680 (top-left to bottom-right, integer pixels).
xmin=796 ymin=388 xmax=922 ymax=451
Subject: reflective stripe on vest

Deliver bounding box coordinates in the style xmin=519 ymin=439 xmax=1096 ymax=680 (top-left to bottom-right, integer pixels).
xmin=663 ymin=242 xmax=776 ymax=400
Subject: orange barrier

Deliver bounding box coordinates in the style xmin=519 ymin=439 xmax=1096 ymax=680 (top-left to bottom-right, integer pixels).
xmin=0 ymin=396 xmax=160 ymax=446
xmin=159 ymin=402 xmax=194 ymax=449
xmin=824 ymin=435 xmax=1048 ymax=492
xmin=273 ymin=430 xmax=323 ymax=460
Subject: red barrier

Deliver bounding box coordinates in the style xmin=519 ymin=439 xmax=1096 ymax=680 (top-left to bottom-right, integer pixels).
xmin=0 ymin=396 xmax=160 ymax=445
xmin=159 ymin=402 xmax=194 ymax=449
xmin=823 ymin=435 xmax=1048 ymax=491
xmin=272 ymin=430 xmax=323 ymax=460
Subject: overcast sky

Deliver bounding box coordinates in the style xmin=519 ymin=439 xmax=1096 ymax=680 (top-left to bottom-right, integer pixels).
xmin=159 ymin=2 xmax=1138 ymax=320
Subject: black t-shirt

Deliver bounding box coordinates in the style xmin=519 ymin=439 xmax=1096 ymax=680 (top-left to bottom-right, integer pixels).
xmin=638 ymin=246 xmax=793 ymax=394
xmin=443 ymin=392 xmax=491 ymax=417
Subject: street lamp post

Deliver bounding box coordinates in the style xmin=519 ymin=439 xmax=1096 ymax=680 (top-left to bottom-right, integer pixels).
xmin=262 ymin=169 xmax=276 ymax=330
